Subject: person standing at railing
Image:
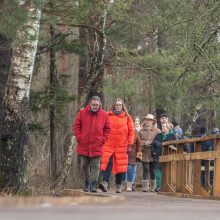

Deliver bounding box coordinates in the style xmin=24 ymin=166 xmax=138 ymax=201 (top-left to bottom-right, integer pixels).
xmin=201 ymin=127 xmax=219 ymax=187
xmin=172 ymin=120 xmax=183 ymax=140
xmin=202 ymin=127 xmax=219 ymax=151
xmin=151 ymin=122 xmax=176 ymax=192
xmin=158 ymin=113 xmax=169 ymax=129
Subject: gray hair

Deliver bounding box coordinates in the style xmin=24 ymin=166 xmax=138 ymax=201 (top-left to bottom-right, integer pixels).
xmin=89 ymin=96 xmax=102 ymax=105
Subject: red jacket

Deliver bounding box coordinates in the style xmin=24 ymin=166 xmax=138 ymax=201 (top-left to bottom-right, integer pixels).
xmin=73 ymin=105 xmax=111 ymax=157
xmin=100 ymin=111 xmax=135 ymax=174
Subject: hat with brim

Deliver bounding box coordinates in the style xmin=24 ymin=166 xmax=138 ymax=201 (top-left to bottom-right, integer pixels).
xmin=144 ymin=114 xmax=157 ymax=122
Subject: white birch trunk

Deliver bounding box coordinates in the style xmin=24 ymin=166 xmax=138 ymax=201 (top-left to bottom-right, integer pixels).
xmin=4 ymin=1 xmax=42 ymax=120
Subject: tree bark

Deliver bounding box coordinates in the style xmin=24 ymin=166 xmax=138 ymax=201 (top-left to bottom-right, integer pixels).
xmin=0 ymin=1 xmax=43 ymax=190
xmin=78 ymin=27 xmax=88 ymax=105
xmin=51 ymin=136 xmax=76 ymax=196
xmin=49 ymin=21 xmax=57 ymax=181
xmin=78 ymin=1 xmax=113 ymax=108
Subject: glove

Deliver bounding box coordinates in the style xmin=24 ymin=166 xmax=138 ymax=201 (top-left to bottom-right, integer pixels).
xmin=126 ymin=144 xmax=132 ymax=154
xmin=136 ymin=152 xmax=142 ymax=162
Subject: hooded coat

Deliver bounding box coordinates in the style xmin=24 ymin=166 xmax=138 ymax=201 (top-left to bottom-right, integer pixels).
xmin=100 ymin=111 xmax=135 ymax=174
xmin=73 ymin=105 xmax=111 ymax=157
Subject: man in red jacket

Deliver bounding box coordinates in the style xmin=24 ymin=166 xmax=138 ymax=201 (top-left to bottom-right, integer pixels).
xmin=73 ymin=96 xmax=111 ymax=193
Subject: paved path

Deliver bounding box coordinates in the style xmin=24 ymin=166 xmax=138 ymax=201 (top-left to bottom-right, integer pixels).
xmin=0 ymin=191 xmax=220 ymax=220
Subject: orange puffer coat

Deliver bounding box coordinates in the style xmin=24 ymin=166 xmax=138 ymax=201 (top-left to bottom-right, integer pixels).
xmin=100 ymin=111 xmax=135 ymax=174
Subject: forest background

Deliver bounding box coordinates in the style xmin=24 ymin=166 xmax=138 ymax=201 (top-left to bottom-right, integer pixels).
xmin=0 ymin=0 xmax=219 ymax=194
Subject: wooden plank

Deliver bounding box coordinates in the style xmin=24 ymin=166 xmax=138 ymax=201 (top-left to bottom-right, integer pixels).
xmin=213 ymin=139 xmax=220 ymax=197
xmin=193 ymin=142 xmax=201 ymax=195
xmin=187 ymin=160 xmax=194 ymax=188
xmin=204 ymin=160 xmax=210 ymax=191
xmin=200 ymin=186 xmax=210 ymax=196
xmin=162 ymin=134 xmax=220 ymax=146
xmin=159 ymin=192 xmax=220 ymax=200
xmin=176 ymin=144 xmax=184 ymax=193
xmin=160 ymin=136 xmax=220 ymax=198
xmin=162 ymin=163 xmax=171 ymax=192
xmin=161 ymin=145 xmax=171 ymax=192
xmin=184 ymin=184 xmax=193 ymax=194
xmin=160 ymin=151 xmax=220 ymax=163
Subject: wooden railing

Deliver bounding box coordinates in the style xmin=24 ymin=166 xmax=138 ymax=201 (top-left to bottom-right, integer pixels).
xmin=160 ymin=135 xmax=220 ymax=198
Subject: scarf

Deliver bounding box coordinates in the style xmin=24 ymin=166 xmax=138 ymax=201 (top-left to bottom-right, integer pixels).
xmin=113 ymin=110 xmax=123 ymax=115
xmin=162 ymin=129 xmax=174 ymax=141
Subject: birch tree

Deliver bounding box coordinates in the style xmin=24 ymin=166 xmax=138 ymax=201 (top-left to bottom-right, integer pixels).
xmin=0 ymin=0 xmax=44 ymax=190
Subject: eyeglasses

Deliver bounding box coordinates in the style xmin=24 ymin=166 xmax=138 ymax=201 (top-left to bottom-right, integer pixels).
xmin=90 ymin=104 xmax=100 ymax=107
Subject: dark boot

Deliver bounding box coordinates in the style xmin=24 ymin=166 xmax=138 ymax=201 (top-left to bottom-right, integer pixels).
xmin=132 ymin=183 xmax=136 ymax=191
xmin=83 ymin=180 xmax=90 ymax=192
xmin=90 ymin=180 xmax=97 ymax=193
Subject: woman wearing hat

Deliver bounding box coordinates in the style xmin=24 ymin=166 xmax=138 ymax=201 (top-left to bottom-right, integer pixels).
xmin=139 ymin=114 xmax=160 ymax=192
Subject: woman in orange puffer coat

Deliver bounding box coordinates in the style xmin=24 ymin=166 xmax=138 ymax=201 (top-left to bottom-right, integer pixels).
xmin=99 ymin=98 xmax=135 ymax=193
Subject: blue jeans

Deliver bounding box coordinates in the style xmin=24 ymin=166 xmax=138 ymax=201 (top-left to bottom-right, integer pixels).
xmin=122 ymin=164 xmax=137 ymax=182
xmin=102 ymin=156 xmax=123 ymax=185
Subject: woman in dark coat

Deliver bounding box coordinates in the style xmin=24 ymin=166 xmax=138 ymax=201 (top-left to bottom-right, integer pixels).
xmin=151 ymin=122 xmax=176 ymax=192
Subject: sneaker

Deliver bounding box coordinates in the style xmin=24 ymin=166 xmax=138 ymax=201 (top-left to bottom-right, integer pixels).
xmin=155 ymin=187 xmax=161 ymax=192
xmin=99 ymin=181 xmax=108 ymax=192
xmin=116 ymin=184 xmax=122 ymax=193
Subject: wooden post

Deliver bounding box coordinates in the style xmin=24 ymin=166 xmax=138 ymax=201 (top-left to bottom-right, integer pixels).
xmin=176 ymin=144 xmax=184 ymax=193
xmin=161 ymin=146 xmax=169 ymax=192
xmin=204 ymin=160 xmax=210 ymax=192
xmin=193 ymin=141 xmax=201 ymax=195
xmin=213 ymin=138 xmax=220 ymax=197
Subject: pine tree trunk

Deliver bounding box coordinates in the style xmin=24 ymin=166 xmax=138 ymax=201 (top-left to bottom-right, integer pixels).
xmin=49 ymin=10 xmax=57 ymax=182
xmin=78 ymin=28 xmax=88 ymax=105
